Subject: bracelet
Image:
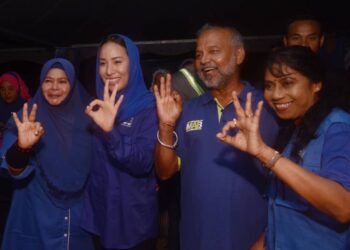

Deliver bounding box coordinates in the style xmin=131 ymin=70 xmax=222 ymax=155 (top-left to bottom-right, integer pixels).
xmin=157 ymin=130 xmax=178 ymax=149
xmin=264 ymin=150 xmax=282 ymax=170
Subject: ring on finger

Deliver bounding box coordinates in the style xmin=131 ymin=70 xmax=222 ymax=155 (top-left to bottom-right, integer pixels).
xmin=34 ymin=131 xmax=39 ymax=136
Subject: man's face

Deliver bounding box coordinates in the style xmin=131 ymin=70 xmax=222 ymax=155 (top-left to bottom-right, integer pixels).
xmin=194 ymin=28 xmax=244 ymax=89
xmin=284 ymin=20 xmax=324 ymax=53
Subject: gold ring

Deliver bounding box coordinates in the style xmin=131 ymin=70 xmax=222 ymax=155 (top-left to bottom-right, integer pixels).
xmin=34 ymin=131 xmax=39 ymax=136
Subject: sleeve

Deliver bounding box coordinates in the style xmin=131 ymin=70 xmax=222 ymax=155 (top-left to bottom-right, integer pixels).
xmin=103 ymin=108 xmax=158 ymax=177
xmin=1 ymin=129 xmax=35 ymax=179
xmin=320 ymin=122 xmax=350 ymax=191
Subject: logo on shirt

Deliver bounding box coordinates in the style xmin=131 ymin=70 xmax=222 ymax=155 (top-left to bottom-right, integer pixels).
xmin=121 ymin=117 xmax=134 ymax=128
xmin=186 ymin=120 xmax=203 ymax=132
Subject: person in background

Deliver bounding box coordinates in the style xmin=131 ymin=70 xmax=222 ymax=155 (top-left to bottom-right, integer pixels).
xmin=171 ymin=58 xmax=207 ymax=101
xmin=0 ymin=58 xmax=94 ymax=250
xmin=81 ymin=34 xmax=158 ymax=250
xmin=0 ymin=71 xmax=32 ymax=243
xmin=217 ymin=46 xmax=350 ymax=250
xmin=0 ymin=72 xmax=31 ymax=145
xmin=283 ymin=15 xmax=324 ymax=54
xmin=154 ymin=24 xmax=279 ymax=250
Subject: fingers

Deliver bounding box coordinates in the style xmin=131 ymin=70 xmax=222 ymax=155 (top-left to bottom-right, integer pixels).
xmin=110 ymin=81 xmax=119 ymax=103
xmin=216 ymin=120 xmax=236 ymax=143
xmin=86 ymin=99 xmax=104 ymax=115
xmin=153 ymin=84 xmax=160 ymax=101
xmin=22 ymin=103 xmax=29 ymax=122
xmin=232 ymin=91 xmax=245 ymax=118
xmin=165 ymin=74 xmax=172 ymax=97
xmin=12 ymin=112 xmax=21 ymax=128
xmin=114 ymin=95 xmax=124 ymax=110
xmin=160 ymin=77 xmax=166 ymax=99
xmin=173 ymin=91 xmax=183 ymax=107
xmin=245 ymin=92 xmax=253 ymax=117
xmin=221 ymin=120 xmax=238 ymax=137
xmin=28 ymin=104 xmax=38 ymax=122
xmin=254 ymin=100 xmax=264 ymax=122
xmin=103 ymin=79 xmax=109 ymax=101
xmin=34 ymin=122 xmax=45 ymax=137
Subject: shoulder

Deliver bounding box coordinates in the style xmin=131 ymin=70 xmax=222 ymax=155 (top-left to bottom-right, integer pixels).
xmin=318 ymin=109 xmax=350 ymax=134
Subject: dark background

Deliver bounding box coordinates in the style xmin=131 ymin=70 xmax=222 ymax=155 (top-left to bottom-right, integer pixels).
xmin=1 ymin=0 xmax=350 ymax=95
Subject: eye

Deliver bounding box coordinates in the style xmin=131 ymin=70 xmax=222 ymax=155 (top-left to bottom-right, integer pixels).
xmin=209 ymin=49 xmax=219 ymax=54
xmin=281 ymin=78 xmax=295 ymax=88
xmin=264 ymin=81 xmax=274 ymax=91
xmin=99 ymin=61 xmax=106 ymax=66
xmin=59 ymin=79 xmax=68 ymax=84
xmin=113 ymin=60 xmax=122 ymax=65
xmin=308 ymin=35 xmax=318 ymax=41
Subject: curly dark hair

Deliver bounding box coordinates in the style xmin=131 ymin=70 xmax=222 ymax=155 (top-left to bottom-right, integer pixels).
xmin=265 ymin=46 xmax=350 ymax=160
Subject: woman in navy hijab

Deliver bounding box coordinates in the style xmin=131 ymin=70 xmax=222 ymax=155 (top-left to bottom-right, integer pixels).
xmin=0 ymin=58 xmax=94 ymax=250
xmin=81 ymin=34 xmax=158 ymax=250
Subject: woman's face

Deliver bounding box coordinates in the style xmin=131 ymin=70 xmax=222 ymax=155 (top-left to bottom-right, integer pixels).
xmin=99 ymin=41 xmax=130 ymax=93
xmin=0 ymin=81 xmax=18 ymax=103
xmin=41 ymin=68 xmax=71 ymax=106
xmin=264 ymin=64 xmax=321 ymax=121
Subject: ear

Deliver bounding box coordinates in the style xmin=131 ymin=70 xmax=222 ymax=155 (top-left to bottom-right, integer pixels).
xmin=236 ymin=47 xmax=246 ymax=65
xmin=313 ymin=82 xmax=322 ymax=93
xmin=320 ymin=35 xmax=325 ymax=47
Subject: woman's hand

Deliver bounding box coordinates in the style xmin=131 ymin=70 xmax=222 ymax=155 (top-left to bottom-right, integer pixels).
xmin=216 ymin=91 xmax=267 ymax=157
xmin=153 ymin=74 xmax=182 ymax=128
xmin=85 ymin=80 xmax=124 ymax=132
xmin=12 ymin=103 xmax=44 ymax=149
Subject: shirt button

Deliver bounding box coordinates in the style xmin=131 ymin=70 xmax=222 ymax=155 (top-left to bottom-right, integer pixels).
xmin=64 ymin=216 xmax=68 ymax=220
xmin=64 ymin=233 xmax=67 ymax=237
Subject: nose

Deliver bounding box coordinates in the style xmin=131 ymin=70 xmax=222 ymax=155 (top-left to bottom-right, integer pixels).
xmin=271 ymin=85 xmax=284 ymax=100
xmin=198 ymin=52 xmax=210 ymax=65
xmin=301 ymin=38 xmax=308 ymax=47
xmin=106 ymin=63 xmax=113 ymax=75
xmin=51 ymin=81 xmax=59 ymax=90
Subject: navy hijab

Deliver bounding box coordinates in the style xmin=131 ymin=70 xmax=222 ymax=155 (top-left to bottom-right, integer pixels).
xmin=95 ymin=34 xmax=155 ymax=122
xmin=6 ymin=58 xmax=92 ymax=208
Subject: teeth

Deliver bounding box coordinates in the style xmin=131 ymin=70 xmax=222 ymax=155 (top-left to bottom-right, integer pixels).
xmin=275 ymin=102 xmax=291 ymax=110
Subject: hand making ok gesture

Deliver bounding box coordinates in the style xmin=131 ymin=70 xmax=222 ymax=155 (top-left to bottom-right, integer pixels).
xmin=12 ymin=103 xmax=45 ymax=149
xmin=85 ymin=80 xmax=124 ymax=132
xmin=216 ymin=91 xmax=267 ymax=157
xmin=153 ymin=74 xmax=182 ymax=128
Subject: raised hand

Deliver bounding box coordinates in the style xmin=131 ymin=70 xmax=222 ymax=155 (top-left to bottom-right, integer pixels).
xmin=153 ymin=74 xmax=182 ymax=128
xmin=85 ymin=80 xmax=124 ymax=132
xmin=12 ymin=103 xmax=44 ymax=149
xmin=216 ymin=91 xmax=266 ymax=157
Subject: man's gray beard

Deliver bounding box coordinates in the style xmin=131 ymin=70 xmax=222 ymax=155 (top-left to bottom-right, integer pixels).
xmin=198 ymin=55 xmax=237 ymax=89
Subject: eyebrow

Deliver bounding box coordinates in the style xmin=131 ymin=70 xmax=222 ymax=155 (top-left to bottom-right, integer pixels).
xmin=99 ymin=56 xmax=123 ymax=60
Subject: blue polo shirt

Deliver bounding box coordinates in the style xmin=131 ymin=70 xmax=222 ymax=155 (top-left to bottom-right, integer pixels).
xmin=176 ymin=82 xmax=279 ymax=250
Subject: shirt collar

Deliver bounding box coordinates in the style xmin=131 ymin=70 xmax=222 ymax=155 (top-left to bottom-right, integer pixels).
xmin=199 ymin=80 xmax=254 ymax=106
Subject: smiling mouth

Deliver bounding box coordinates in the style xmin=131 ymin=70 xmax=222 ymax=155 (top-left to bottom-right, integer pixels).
xmin=274 ymin=102 xmax=292 ymax=111
xmin=106 ymin=78 xmax=120 ymax=85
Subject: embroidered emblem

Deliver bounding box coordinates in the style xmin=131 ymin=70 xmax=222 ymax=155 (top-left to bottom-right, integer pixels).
xmin=121 ymin=117 xmax=134 ymax=128
xmin=186 ymin=120 xmax=203 ymax=132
